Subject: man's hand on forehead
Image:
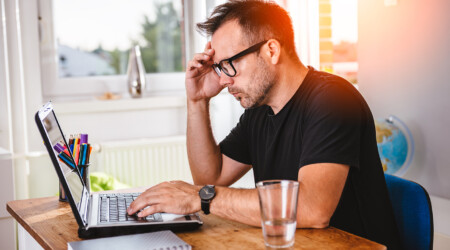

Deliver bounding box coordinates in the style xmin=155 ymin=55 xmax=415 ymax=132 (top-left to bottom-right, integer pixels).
xmin=201 ymin=41 xmax=215 ymax=64
xmin=185 ymin=40 xmax=222 ymax=101
xmin=208 ymin=43 xmax=218 ymax=64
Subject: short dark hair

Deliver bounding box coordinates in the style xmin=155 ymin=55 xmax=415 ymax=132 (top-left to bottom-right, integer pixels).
xmin=196 ymin=0 xmax=299 ymax=61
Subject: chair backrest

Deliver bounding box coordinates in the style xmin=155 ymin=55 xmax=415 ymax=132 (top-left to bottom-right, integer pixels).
xmin=384 ymin=174 xmax=434 ymax=250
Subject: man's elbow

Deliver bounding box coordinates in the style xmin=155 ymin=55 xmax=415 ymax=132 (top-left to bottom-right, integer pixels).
xmin=297 ymin=212 xmax=331 ymax=229
xmin=307 ymin=219 xmax=329 ymax=229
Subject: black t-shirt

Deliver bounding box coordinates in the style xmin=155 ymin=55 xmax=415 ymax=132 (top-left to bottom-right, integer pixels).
xmin=219 ymin=67 xmax=402 ymax=249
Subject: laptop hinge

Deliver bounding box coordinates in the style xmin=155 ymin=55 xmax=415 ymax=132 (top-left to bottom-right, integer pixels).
xmin=80 ymin=187 xmax=90 ymax=226
xmin=84 ymin=193 xmax=90 ymax=226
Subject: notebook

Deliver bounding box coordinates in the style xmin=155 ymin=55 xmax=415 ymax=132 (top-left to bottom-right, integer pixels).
xmin=35 ymin=102 xmax=202 ymax=238
xmin=67 ymin=230 xmax=191 ymax=250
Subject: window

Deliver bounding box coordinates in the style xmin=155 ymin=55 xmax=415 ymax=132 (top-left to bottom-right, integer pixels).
xmin=319 ymin=0 xmax=358 ymax=84
xmin=275 ymin=0 xmax=358 ymax=84
xmin=39 ymin=0 xmax=187 ymax=98
xmin=54 ymin=0 xmax=184 ymax=78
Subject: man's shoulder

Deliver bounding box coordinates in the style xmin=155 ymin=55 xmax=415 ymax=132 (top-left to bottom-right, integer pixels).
xmin=301 ymin=69 xmax=363 ymax=107
xmin=304 ymin=68 xmax=356 ymax=95
xmin=292 ymin=68 xmax=372 ymax=122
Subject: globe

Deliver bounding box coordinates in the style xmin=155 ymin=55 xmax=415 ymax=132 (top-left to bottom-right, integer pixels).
xmin=375 ymin=115 xmax=414 ymax=176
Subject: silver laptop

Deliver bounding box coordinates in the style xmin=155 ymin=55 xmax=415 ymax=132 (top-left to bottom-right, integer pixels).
xmin=35 ymin=102 xmax=202 ymax=238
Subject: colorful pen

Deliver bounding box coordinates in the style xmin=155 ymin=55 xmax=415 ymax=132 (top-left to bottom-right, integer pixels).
xmin=73 ymin=136 xmax=80 ymax=167
xmin=58 ymin=153 xmax=76 ymax=169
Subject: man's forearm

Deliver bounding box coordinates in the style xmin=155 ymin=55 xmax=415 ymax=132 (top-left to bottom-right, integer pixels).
xmin=209 ymin=185 xmax=332 ymax=229
xmin=187 ymin=99 xmax=222 ymax=184
xmin=210 ymin=187 xmax=261 ymax=226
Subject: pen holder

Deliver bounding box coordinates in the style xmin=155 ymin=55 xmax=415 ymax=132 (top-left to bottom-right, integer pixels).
xmin=58 ymin=182 xmax=67 ymax=202
xmin=59 ymin=164 xmax=90 ymax=202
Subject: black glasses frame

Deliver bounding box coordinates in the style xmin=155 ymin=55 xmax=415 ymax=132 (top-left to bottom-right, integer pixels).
xmin=212 ymin=40 xmax=268 ymax=77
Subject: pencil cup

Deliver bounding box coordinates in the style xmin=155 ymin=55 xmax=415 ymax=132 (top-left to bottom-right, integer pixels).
xmin=257 ymin=180 xmax=299 ymax=248
xmin=59 ymin=182 xmax=67 ymax=202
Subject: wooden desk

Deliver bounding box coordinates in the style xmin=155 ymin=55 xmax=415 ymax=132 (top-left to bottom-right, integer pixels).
xmin=7 ymin=197 xmax=386 ymax=249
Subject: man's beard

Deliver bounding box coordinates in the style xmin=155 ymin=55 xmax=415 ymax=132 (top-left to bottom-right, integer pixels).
xmin=233 ymin=56 xmax=277 ymax=109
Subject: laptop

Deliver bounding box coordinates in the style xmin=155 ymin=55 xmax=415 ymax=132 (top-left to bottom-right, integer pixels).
xmin=35 ymin=102 xmax=202 ymax=238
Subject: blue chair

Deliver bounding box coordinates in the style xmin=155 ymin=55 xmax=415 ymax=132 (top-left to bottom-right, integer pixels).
xmin=384 ymin=174 xmax=434 ymax=250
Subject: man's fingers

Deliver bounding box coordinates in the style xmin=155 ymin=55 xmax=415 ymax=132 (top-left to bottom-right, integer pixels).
xmin=187 ymin=59 xmax=204 ymax=71
xmin=188 ymin=53 xmax=212 ymax=70
xmin=127 ymin=193 xmax=161 ymax=215
xmin=138 ymin=205 xmax=162 ymax=217
xmin=127 ymin=198 xmax=147 ymax=215
xmin=204 ymin=42 xmax=215 ymax=57
xmin=204 ymin=41 xmax=211 ymax=51
xmin=194 ymin=52 xmax=210 ymax=62
xmin=126 ymin=181 xmax=202 ymax=217
xmin=186 ymin=44 xmax=215 ymax=75
xmin=127 ymin=181 xmax=175 ymax=215
xmin=186 ymin=57 xmax=214 ymax=79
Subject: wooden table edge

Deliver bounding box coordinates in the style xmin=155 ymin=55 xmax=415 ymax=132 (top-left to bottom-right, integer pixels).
xmin=7 ymin=200 xmax=54 ymax=249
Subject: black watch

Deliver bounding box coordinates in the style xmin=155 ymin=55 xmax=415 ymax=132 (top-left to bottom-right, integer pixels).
xmin=199 ymin=185 xmax=216 ymax=215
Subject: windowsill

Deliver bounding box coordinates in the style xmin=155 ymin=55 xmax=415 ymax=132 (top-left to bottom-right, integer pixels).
xmin=51 ymin=90 xmax=187 ymax=115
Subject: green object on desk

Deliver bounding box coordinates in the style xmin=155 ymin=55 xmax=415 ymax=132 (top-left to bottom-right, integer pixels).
xmin=89 ymin=172 xmax=130 ymax=192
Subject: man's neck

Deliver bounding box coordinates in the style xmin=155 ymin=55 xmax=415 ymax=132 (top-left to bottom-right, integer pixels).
xmin=266 ymin=61 xmax=309 ymax=114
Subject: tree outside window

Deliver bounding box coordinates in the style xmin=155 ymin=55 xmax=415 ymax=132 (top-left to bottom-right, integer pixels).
xmin=55 ymin=0 xmax=184 ymax=78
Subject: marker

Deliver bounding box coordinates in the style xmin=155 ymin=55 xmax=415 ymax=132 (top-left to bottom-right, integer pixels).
xmin=73 ymin=136 xmax=80 ymax=166
xmin=53 ymin=144 xmax=63 ymax=153
xmin=86 ymin=145 xmax=92 ymax=164
xmin=78 ymin=143 xmax=86 ymax=166
xmin=58 ymin=153 xmax=76 ymax=169
xmin=81 ymin=144 xmax=88 ymax=165
xmin=80 ymin=134 xmax=88 ymax=144
xmin=60 ymin=151 xmax=75 ymax=164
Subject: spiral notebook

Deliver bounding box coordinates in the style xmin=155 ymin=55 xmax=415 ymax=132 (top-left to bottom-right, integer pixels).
xmin=67 ymin=230 xmax=191 ymax=250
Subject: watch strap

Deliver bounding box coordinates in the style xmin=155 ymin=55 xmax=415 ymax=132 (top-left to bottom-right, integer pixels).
xmin=201 ymin=199 xmax=211 ymax=215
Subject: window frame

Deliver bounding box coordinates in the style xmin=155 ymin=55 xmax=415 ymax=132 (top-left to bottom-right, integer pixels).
xmin=38 ymin=0 xmax=195 ymax=99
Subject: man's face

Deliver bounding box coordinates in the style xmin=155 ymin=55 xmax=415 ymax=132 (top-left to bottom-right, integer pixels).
xmin=211 ymin=20 xmax=277 ymax=109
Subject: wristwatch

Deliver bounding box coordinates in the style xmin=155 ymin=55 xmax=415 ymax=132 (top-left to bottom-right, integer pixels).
xmin=199 ymin=185 xmax=216 ymax=215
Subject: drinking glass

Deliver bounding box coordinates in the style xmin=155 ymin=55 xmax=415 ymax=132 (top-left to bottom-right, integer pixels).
xmin=256 ymin=180 xmax=299 ymax=248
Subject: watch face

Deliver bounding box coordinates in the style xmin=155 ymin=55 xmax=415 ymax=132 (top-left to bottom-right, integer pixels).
xmin=200 ymin=185 xmax=215 ymax=200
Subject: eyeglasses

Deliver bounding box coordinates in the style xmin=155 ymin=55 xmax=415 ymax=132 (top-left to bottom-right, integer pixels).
xmin=212 ymin=40 xmax=268 ymax=77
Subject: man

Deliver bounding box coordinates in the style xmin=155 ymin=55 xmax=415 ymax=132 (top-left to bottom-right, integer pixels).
xmin=128 ymin=1 xmax=401 ymax=249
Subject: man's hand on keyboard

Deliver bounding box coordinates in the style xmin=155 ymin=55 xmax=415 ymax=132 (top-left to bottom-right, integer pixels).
xmin=127 ymin=181 xmax=202 ymax=217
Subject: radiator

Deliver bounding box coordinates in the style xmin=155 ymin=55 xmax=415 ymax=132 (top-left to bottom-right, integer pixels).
xmin=92 ymin=136 xmax=193 ymax=187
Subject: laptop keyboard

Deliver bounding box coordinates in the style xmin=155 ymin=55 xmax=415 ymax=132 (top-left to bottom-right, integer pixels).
xmin=99 ymin=193 xmax=163 ymax=223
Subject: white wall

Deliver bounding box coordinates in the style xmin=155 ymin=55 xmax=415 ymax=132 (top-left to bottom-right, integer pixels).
xmin=357 ymin=0 xmax=450 ymax=246
xmin=0 ymin=0 xmax=12 ymax=151
xmin=358 ymin=0 xmax=450 ymax=199
xmin=0 ymin=149 xmax=16 ymax=250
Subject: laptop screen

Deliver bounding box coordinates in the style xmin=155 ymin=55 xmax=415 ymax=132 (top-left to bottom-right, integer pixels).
xmin=38 ymin=105 xmax=84 ymax=206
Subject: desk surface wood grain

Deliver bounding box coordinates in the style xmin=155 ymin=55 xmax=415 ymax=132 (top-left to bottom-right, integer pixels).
xmin=7 ymin=196 xmax=386 ymax=250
